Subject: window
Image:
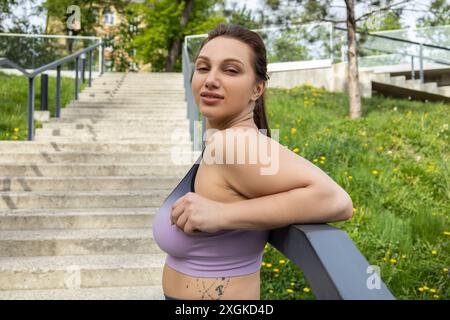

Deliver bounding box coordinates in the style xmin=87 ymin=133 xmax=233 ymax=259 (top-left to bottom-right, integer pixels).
xmin=104 ymin=9 xmax=115 ymax=25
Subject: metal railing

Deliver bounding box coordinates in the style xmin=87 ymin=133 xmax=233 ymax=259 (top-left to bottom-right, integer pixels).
xmin=335 ymin=26 xmax=450 ymax=83
xmin=181 ymin=32 xmax=395 ymax=300
xmin=0 ymin=41 xmax=103 ymax=141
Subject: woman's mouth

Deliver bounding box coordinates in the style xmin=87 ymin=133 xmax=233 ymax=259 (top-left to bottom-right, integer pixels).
xmin=200 ymin=96 xmax=224 ymax=105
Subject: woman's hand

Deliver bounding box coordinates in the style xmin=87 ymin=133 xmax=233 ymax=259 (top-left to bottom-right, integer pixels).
xmin=170 ymin=192 xmax=228 ymax=235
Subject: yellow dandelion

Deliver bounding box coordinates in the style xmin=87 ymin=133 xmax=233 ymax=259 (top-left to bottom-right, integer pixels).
xmin=372 ymin=170 xmax=379 ymax=176
xmin=290 ymin=282 xmax=295 ymax=286
xmin=363 ymin=143 xmax=368 ymax=148
xmin=443 ymin=268 xmax=448 ymax=273
xmin=12 ymin=136 xmax=18 ymax=140
xmin=273 ymin=268 xmax=279 ymax=273
xmin=423 ymin=286 xmax=429 ymax=291
xmin=431 ymin=250 xmax=437 ymax=255
xmin=390 ymin=259 xmax=397 ymax=264
xmin=319 ymin=160 xmax=325 ymax=164
xmin=353 ymin=208 xmax=357 ymax=213
xmin=303 ymin=287 xmax=310 ymax=293
xmin=383 ymin=257 xmax=387 ymax=262
xmin=291 ymin=128 xmax=297 ymax=135
xmin=430 ymin=289 xmax=437 ymax=293
xmin=443 ymin=231 xmax=450 ymax=236
xmin=433 ymin=295 xmax=439 ymax=299
xmin=279 ymin=260 xmax=286 ymax=264
xmin=293 ymin=147 xmax=300 ymax=153
xmin=347 ymin=175 xmax=353 ymax=180
xmin=313 ymin=159 xmax=318 ymax=163
xmin=418 ymin=287 xmax=424 ymax=292
xmin=266 ymin=263 xmax=272 ymax=268
xmin=268 ymin=289 xmax=273 ymax=293
xmin=320 ymin=156 xmax=326 ymax=160
xmin=286 ymin=289 xmax=294 ymax=293
xmin=304 ymin=143 xmax=309 ymax=147
xmin=261 ymin=262 xmax=266 ymax=266
xmin=14 ymin=127 xmax=19 ymax=133
xmin=402 ymin=255 xmax=407 ymax=259
xmin=377 ymin=146 xmax=384 ymax=151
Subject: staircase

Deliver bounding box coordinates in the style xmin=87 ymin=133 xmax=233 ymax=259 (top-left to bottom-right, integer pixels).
xmin=0 ymin=72 xmax=200 ymax=299
xmin=365 ymin=64 xmax=450 ymax=102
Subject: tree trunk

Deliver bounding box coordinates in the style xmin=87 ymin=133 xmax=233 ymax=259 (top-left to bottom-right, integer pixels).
xmin=165 ymin=0 xmax=195 ymax=71
xmin=345 ymin=0 xmax=362 ymax=119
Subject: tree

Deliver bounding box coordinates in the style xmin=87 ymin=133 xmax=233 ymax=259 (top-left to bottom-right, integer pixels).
xmin=417 ymin=0 xmax=450 ymax=27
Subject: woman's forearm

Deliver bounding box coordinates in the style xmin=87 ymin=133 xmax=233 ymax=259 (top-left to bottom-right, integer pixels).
xmin=220 ymin=185 xmax=353 ymax=230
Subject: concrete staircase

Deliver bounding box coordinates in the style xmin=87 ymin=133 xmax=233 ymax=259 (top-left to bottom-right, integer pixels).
xmin=0 ymin=72 xmax=200 ymax=299
xmin=365 ymin=64 xmax=450 ymax=102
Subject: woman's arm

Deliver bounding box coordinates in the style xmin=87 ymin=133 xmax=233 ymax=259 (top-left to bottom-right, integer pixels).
xmin=220 ymin=185 xmax=353 ymax=230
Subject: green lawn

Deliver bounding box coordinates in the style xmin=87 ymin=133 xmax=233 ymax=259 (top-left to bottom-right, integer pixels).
xmin=261 ymin=84 xmax=449 ymax=300
xmin=0 ymin=71 xmax=86 ymax=140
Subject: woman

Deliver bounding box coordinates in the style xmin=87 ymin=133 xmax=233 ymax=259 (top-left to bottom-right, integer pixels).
xmin=153 ymin=23 xmax=354 ymax=300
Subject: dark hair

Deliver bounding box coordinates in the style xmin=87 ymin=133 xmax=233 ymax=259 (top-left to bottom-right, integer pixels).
xmin=191 ymin=23 xmax=271 ymax=138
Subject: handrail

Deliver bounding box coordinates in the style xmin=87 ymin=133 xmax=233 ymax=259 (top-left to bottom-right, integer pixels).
xmin=334 ymin=26 xmax=450 ymax=51
xmin=268 ymin=224 xmax=395 ymax=299
xmin=181 ymin=34 xmax=396 ymax=300
xmin=0 ymin=41 xmax=103 ymax=141
xmin=335 ymin=26 xmax=450 ymax=82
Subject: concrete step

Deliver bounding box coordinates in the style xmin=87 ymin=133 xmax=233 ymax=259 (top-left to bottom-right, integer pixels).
xmin=0 ymin=151 xmax=200 ymax=164
xmin=34 ymin=129 xmax=191 ymax=140
xmin=0 ymin=190 xmax=171 ymax=209
xmin=0 ymin=176 xmax=180 ymax=192
xmin=0 ymin=141 xmax=193 ymax=153
xmin=0 ymin=285 xmax=164 ymax=300
xmin=44 ymin=118 xmax=191 ymax=126
xmin=61 ymin=107 xmax=187 ymax=115
xmin=41 ymin=121 xmax=192 ymax=130
xmin=58 ymin=114 xmax=189 ymax=121
xmin=0 ymin=207 xmax=157 ymax=230
xmin=33 ymin=136 xmax=190 ymax=143
xmin=0 ymin=163 xmax=191 ymax=177
xmin=0 ymin=228 xmax=160 ymax=256
xmin=65 ymin=103 xmax=186 ymax=109
xmin=437 ymin=85 xmax=450 ymax=97
xmin=0 ymin=253 xmax=165 ymax=291
xmin=0 ymin=253 xmax=165 ymax=290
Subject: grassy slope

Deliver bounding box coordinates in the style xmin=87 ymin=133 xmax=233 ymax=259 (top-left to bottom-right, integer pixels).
xmin=0 ymin=71 xmax=86 ymax=140
xmin=261 ymin=84 xmax=449 ymax=300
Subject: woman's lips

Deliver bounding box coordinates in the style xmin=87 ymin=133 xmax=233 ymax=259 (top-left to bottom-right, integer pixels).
xmin=200 ymin=96 xmax=224 ymax=105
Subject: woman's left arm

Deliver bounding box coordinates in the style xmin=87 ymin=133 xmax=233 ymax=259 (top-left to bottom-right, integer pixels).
xmin=220 ymin=184 xmax=353 ymax=230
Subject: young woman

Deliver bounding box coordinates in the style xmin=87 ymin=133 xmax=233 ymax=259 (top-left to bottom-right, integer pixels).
xmin=153 ymin=23 xmax=354 ymax=300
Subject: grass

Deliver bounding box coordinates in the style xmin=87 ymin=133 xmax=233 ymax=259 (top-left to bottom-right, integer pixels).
xmin=260 ymin=84 xmax=449 ymax=300
xmin=0 ymin=71 xmax=86 ymax=140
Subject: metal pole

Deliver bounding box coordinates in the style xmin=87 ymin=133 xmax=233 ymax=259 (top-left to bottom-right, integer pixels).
xmin=40 ymin=74 xmax=48 ymax=111
xmin=81 ymin=53 xmax=86 ymax=83
xmin=411 ymin=56 xmax=415 ymax=80
xmin=101 ymin=44 xmax=105 ymax=74
xmin=419 ymin=43 xmax=424 ymax=83
xmin=27 ymin=77 xmax=35 ymax=141
xmin=75 ymin=56 xmax=79 ymax=100
xmin=56 ymin=65 xmax=61 ymax=118
xmin=88 ymin=50 xmax=92 ymax=87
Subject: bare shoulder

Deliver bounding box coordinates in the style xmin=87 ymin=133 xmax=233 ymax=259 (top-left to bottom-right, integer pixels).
xmin=203 ymin=127 xmax=344 ymax=199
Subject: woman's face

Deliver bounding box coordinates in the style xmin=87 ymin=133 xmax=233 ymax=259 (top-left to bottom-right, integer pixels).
xmin=191 ymin=36 xmax=264 ymax=129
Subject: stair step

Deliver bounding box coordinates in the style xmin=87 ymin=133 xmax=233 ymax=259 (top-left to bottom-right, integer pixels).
xmin=0 ymin=228 xmax=160 ymax=256
xmin=0 ymin=176 xmax=181 ymax=191
xmin=0 ymin=151 xmax=201 ymax=164
xmin=0 ymin=253 xmax=165 ymax=290
xmin=0 ymin=207 xmax=157 ymax=230
xmin=0 ymin=285 xmax=164 ymax=299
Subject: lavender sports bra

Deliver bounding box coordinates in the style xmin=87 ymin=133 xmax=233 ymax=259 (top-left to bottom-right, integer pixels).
xmin=152 ymin=148 xmax=270 ymax=277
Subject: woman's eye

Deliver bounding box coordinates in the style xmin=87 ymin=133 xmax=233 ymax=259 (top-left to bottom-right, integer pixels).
xmin=195 ymin=67 xmax=238 ymax=73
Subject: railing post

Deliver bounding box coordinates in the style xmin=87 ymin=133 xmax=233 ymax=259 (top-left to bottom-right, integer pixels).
xmin=101 ymin=44 xmax=105 ymax=74
xmin=27 ymin=77 xmax=35 ymax=141
xmin=56 ymin=65 xmax=61 ymax=118
xmin=419 ymin=43 xmax=424 ymax=83
xmin=81 ymin=53 xmax=86 ymax=84
xmin=411 ymin=56 xmax=415 ymax=80
xmin=75 ymin=56 xmax=79 ymax=100
xmin=40 ymin=73 xmax=48 ymax=111
xmin=88 ymin=50 xmax=92 ymax=87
